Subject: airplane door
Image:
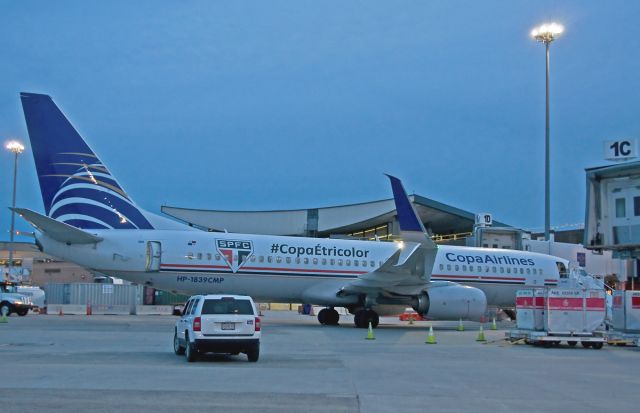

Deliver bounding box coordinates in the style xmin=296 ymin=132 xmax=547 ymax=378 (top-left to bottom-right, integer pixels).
xmin=146 ymin=241 xmax=161 ymax=272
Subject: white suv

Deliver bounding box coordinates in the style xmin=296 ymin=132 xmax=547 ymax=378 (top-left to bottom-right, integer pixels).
xmin=173 ymin=295 xmax=261 ymax=362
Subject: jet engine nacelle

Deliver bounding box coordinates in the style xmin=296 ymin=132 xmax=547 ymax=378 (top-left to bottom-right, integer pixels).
xmin=413 ymin=284 xmax=487 ymax=321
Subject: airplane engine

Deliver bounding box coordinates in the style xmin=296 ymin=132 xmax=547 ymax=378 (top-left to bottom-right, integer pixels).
xmin=412 ymin=284 xmax=487 ymax=321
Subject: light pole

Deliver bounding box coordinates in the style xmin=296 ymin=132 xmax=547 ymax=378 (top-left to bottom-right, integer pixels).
xmin=531 ymin=22 xmax=563 ymax=242
xmin=5 ymin=140 xmax=24 ymax=282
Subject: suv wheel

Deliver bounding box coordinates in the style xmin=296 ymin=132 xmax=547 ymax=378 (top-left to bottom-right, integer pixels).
xmin=173 ymin=330 xmax=185 ymax=355
xmin=247 ymin=343 xmax=260 ymax=362
xmin=185 ymin=335 xmax=198 ymax=362
xmin=0 ymin=302 xmax=11 ymax=317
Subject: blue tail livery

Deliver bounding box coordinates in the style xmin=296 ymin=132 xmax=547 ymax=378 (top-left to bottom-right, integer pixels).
xmin=20 ymin=92 xmax=154 ymax=230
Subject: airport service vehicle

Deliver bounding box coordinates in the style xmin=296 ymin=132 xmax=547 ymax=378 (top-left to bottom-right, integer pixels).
xmin=174 ymin=294 xmax=261 ymax=362
xmin=0 ymin=282 xmax=34 ymax=316
xmin=16 ymin=92 xmax=568 ymax=329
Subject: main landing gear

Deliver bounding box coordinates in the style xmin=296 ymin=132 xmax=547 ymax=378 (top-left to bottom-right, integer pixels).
xmin=317 ymin=308 xmax=340 ymax=325
xmin=354 ymin=309 xmax=379 ymax=329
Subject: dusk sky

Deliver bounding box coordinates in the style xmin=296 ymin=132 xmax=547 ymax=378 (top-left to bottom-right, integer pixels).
xmin=1 ymin=1 xmax=639 ymax=240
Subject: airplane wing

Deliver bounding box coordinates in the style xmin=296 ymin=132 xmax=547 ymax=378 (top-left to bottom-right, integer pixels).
xmin=12 ymin=207 xmax=103 ymax=244
xmin=341 ymin=175 xmax=438 ymax=296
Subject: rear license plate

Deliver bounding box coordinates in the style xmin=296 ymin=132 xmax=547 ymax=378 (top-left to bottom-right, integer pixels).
xmin=221 ymin=322 xmax=235 ymax=330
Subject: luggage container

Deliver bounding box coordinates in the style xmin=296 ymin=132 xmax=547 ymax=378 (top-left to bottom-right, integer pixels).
xmin=544 ymin=288 xmax=605 ymax=334
xmin=516 ymin=290 xmax=535 ymax=330
xmin=612 ymin=291 xmax=640 ymax=333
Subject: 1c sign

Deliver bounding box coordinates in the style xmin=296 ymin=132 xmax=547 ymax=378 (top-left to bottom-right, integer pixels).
xmin=605 ymin=139 xmax=637 ymax=161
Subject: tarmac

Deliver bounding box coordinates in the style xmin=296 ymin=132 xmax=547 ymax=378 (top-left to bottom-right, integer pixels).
xmin=0 ymin=311 xmax=639 ymax=413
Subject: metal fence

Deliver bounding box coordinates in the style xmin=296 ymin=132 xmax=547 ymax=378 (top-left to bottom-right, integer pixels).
xmin=45 ymin=283 xmax=143 ymax=306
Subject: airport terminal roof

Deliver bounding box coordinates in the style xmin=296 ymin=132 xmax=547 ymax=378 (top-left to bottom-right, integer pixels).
xmin=161 ymin=195 xmax=509 ymax=237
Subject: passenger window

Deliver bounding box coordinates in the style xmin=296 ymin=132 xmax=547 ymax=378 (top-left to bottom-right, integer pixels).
xmin=520 ymin=268 xmax=524 ymax=274
xmin=507 ymin=268 xmax=511 ymax=274
xmin=462 ymin=265 xmax=467 ymax=271
xmin=447 ymin=264 xmax=452 ymax=271
xmin=295 ymin=257 xmax=301 ymax=264
xmin=485 ymin=266 xmax=490 ymax=273
xmin=197 ymin=253 xmax=202 ymax=260
xmin=439 ymin=264 xmax=444 ymax=271
xmin=322 ymin=258 xmax=327 ymax=265
xmin=330 ymin=259 xmax=335 ymax=265
xmin=338 ymin=259 xmax=343 ymax=266
xmin=455 ymin=265 xmax=459 ymax=271
xmin=370 ymin=261 xmax=375 ymax=267
xmin=186 ymin=252 xmax=194 ymax=260
xmin=183 ymin=300 xmax=193 ymax=315
xmin=354 ymin=260 xmax=359 ymax=267
xmin=215 ymin=254 xmax=221 ymax=261
xmin=304 ymin=257 xmax=309 ymax=264
xmin=492 ymin=266 xmax=496 ymax=273
xmin=207 ymin=253 xmax=212 ymax=260
xmin=276 ymin=256 xmax=282 ymax=263
xmin=286 ymin=257 xmax=291 ymax=264
xmin=500 ymin=267 xmax=504 ymax=273
xmin=526 ymin=268 xmax=530 ymax=274
xmin=362 ymin=260 xmax=367 ymax=267
xmin=259 ymin=256 xmax=264 ymax=263
xmin=469 ymin=265 xmax=474 ymax=272
xmin=268 ymin=256 xmax=273 ymax=263
xmin=313 ymin=258 xmax=318 ymax=265
xmin=346 ymin=260 xmax=351 ymax=266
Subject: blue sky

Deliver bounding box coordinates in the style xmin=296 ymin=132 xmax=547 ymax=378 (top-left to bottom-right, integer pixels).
xmin=1 ymin=1 xmax=639 ymax=240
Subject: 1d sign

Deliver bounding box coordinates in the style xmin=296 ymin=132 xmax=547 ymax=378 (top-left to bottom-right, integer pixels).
xmin=605 ymin=139 xmax=637 ymax=161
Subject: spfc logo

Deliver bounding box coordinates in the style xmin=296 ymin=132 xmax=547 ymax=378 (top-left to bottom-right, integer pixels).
xmin=216 ymin=239 xmax=253 ymax=273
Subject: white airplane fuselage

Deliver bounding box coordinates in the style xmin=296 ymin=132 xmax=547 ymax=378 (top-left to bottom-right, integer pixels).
xmin=38 ymin=229 xmax=563 ymax=308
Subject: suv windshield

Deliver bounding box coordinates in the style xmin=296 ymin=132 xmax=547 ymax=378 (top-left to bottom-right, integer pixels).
xmin=202 ymin=298 xmax=254 ymax=315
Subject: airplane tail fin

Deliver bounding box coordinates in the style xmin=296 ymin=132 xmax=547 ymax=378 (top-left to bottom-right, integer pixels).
xmin=386 ymin=174 xmax=437 ymax=249
xmin=20 ymin=92 xmax=155 ymax=230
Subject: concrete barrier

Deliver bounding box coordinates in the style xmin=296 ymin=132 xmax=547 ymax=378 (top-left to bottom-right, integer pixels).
xmin=51 ymin=305 xmax=86 ymax=315
xmin=135 ymin=305 xmax=173 ymax=315
xmin=91 ymin=304 xmax=131 ymax=315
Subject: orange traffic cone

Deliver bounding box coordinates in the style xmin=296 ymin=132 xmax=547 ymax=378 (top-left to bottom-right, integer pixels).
xmin=86 ymin=302 xmax=92 ymax=316
xmin=58 ymin=306 xmax=64 ymax=316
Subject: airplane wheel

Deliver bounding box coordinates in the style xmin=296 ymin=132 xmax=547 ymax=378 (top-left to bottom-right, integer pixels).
xmin=325 ymin=308 xmax=339 ymax=325
xmin=317 ymin=308 xmax=328 ymax=325
xmin=567 ymin=341 xmax=577 ymax=347
xmin=581 ymin=342 xmax=592 ymax=349
xmin=592 ymin=342 xmax=604 ymax=350
xmin=354 ymin=309 xmax=379 ymax=328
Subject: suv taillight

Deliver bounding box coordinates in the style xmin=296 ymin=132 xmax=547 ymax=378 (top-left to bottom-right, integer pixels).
xmin=193 ymin=316 xmax=201 ymax=332
xmin=254 ymin=317 xmax=261 ymax=332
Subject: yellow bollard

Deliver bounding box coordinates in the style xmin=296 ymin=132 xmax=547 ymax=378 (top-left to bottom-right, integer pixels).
xmin=365 ymin=321 xmax=375 ymax=340
xmin=476 ymin=324 xmax=486 ymax=342
xmin=425 ymin=325 xmax=437 ymax=344
xmin=457 ymin=318 xmax=464 ymax=331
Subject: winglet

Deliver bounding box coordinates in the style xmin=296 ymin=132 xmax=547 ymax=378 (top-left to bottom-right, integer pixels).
xmin=12 ymin=207 xmax=103 ymax=244
xmin=386 ymin=174 xmax=437 ymax=248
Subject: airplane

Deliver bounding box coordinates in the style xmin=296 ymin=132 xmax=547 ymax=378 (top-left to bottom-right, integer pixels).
xmin=15 ymin=92 xmax=568 ymax=328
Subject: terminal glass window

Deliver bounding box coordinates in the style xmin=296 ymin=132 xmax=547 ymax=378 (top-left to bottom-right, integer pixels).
xmin=635 ymin=196 xmax=640 ymax=216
